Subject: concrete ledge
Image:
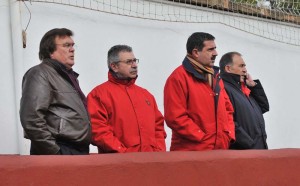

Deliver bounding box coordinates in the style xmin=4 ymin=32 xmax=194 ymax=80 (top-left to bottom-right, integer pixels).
xmin=1 ymin=149 xmax=300 ymax=185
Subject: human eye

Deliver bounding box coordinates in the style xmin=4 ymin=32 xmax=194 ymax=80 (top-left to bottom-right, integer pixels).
xmin=63 ymin=43 xmax=75 ymax=48
xmin=63 ymin=43 xmax=70 ymax=47
xmin=125 ymin=59 xmax=133 ymax=65
xmin=132 ymin=59 xmax=139 ymax=63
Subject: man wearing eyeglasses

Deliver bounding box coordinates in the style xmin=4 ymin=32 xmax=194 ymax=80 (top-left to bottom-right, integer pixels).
xmin=164 ymin=32 xmax=235 ymax=151
xmin=20 ymin=28 xmax=91 ymax=155
xmin=87 ymin=45 xmax=166 ymax=153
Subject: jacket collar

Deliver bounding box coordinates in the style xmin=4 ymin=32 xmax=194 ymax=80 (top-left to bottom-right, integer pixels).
xmin=43 ymin=58 xmax=78 ymax=86
xmin=43 ymin=58 xmax=79 ymax=77
xmin=108 ymin=70 xmax=137 ymax=86
xmin=220 ymin=72 xmax=242 ymax=89
xmin=182 ymin=56 xmax=219 ymax=80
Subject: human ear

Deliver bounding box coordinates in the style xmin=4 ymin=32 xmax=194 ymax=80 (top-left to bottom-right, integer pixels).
xmin=110 ymin=63 xmax=118 ymax=72
xmin=225 ymin=65 xmax=231 ymax=73
xmin=192 ymin=49 xmax=199 ymax=58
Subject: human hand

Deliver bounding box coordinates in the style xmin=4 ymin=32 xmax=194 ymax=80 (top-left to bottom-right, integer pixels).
xmin=245 ymin=73 xmax=257 ymax=87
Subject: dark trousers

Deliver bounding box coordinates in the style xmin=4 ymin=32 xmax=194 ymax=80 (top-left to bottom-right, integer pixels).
xmin=57 ymin=141 xmax=89 ymax=155
xmin=30 ymin=141 xmax=89 ymax=155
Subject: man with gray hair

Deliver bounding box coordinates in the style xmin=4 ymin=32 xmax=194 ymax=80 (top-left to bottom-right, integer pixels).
xmin=219 ymin=51 xmax=269 ymax=149
xmin=87 ymin=45 xmax=166 ymax=153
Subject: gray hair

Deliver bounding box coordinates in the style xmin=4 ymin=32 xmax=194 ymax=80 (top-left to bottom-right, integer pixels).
xmin=107 ymin=45 xmax=132 ymax=69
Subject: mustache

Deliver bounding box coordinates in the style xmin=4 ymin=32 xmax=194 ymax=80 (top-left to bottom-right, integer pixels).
xmin=211 ymin=55 xmax=217 ymax=60
xmin=130 ymin=69 xmax=137 ymax=73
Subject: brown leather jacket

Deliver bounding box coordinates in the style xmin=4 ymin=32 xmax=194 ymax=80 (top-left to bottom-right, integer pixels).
xmin=20 ymin=59 xmax=91 ymax=154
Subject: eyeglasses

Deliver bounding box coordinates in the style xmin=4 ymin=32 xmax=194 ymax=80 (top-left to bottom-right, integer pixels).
xmin=56 ymin=43 xmax=76 ymax=49
xmin=115 ymin=58 xmax=139 ymax=65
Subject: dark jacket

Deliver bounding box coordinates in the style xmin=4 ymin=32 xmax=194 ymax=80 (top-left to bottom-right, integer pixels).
xmin=221 ymin=73 xmax=269 ymax=149
xmin=164 ymin=57 xmax=235 ymax=151
xmin=20 ymin=59 xmax=91 ymax=155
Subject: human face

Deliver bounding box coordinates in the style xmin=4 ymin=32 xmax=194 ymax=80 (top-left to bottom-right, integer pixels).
xmin=225 ymin=54 xmax=247 ymax=82
xmin=51 ymin=36 xmax=75 ymax=69
xmin=110 ymin=51 xmax=138 ymax=79
xmin=192 ymin=40 xmax=218 ymax=67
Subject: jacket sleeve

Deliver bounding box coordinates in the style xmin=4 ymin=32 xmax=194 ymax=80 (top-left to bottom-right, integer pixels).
xmin=164 ymin=74 xmax=205 ymax=142
xmin=222 ymin=86 xmax=236 ymax=141
xmin=249 ymin=80 xmax=269 ymax=114
xmin=87 ymin=91 xmax=127 ymax=153
xmin=19 ymin=68 xmax=60 ymax=154
xmin=152 ymin=96 xmax=167 ymax=151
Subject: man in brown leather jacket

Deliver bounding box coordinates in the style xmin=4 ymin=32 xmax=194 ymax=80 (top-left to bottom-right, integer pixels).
xmin=20 ymin=28 xmax=91 ymax=155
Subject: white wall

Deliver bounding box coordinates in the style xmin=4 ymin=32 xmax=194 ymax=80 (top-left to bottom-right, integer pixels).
xmin=0 ymin=0 xmax=22 ymax=154
xmin=1 ymin=1 xmax=299 ymax=154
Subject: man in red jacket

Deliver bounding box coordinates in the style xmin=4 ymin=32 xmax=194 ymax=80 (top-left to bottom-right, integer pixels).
xmin=164 ymin=32 xmax=235 ymax=151
xmin=87 ymin=45 xmax=166 ymax=153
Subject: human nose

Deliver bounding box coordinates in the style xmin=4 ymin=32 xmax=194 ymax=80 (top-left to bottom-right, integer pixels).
xmin=132 ymin=62 xmax=138 ymax=67
xmin=70 ymin=45 xmax=75 ymax=52
xmin=213 ymin=49 xmax=218 ymax=56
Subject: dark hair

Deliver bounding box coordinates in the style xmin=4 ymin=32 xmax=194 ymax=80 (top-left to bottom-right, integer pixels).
xmin=186 ymin=32 xmax=215 ymax=54
xmin=219 ymin=52 xmax=242 ymax=74
xmin=39 ymin=28 xmax=73 ymax=60
xmin=107 ymin=45 xmax=132 ymax=69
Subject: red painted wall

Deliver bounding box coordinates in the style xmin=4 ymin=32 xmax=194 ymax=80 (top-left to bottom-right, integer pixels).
xmin=1 ymin=149 xmax=300 ymax=185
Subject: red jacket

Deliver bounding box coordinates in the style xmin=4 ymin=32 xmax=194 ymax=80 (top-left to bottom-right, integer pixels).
xmin=164 ymin=58 xmax=235 ymax=151
xmin=87 ymin=72 xmax=166 ymax=153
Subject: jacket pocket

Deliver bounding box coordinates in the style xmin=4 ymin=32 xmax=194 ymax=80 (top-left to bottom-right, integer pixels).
xmin=125 ymin=144 xmax=141 ymax=152
xmin=123 ymin=137 xmax=141 ymax=152
xmin=45 ymin=114 xmax=61 ymax=136
xmin=123 ymin=136 xmax=140 ymax=148
xmin=234 ymin=125 xmax=254 ymax=148
xmin=58 ymin=118 xmax=66 ymax=134
xmin=150 ymin=140 xmax=162 ymax=152
xmin=217 ymin=130 xmax=232 ymax=149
